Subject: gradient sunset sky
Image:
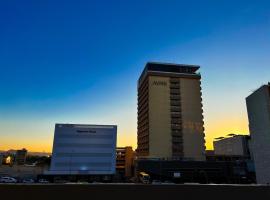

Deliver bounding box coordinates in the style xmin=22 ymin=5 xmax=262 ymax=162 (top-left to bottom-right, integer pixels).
xmin=0 ymin=0 xmax=270 ymax=152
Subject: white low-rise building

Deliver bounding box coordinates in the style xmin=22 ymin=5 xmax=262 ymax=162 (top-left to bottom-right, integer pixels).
xmin=213 ymin=135 xmax=250 ymax=156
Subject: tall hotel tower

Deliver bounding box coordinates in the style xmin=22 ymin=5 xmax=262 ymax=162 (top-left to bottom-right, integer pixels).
xmin=246 ymin=83 xmax=270 ymax=184
xmin=137 ymin=62 xmax=205 ymax=161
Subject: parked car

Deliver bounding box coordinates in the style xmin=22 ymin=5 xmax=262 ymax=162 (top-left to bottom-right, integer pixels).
xmin=0 ymin=176 xmax=17 ymax=183
xmin=91 ymin=181 xmax=102 ymax=184
xmin=162 ymin=181 xmax=175 ymax=185
xmin=184 ymin=182 xmax=200 ymax=185
xmin=38 ymin=179 xmax=49 ymax=183
xmin=138 ymin=172 xmax=150 ymax=184
xmin=152 ymin=180 xmax=162 ymax=185
xmin=22 ymin=179 xmax=35 ymax=183
xmin=54 ymin=179 xmax=68 ymax=184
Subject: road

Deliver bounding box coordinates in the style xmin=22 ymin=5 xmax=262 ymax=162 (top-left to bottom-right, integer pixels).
xmin=0 ymin=183 xmax=269 ymax=200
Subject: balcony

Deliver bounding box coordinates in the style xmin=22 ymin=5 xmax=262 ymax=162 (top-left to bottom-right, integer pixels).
xmin=171 ymin=100 xmax=181 ymax=106
xmin=172 ymin=137 xmax=183 ymax=143
xmin=171 ymin=106 xmax=181 ymax=112
xmin=172 ymin=144 xmax=183 ymax=149
xmin=171 ymin=124 xmax=181 ymax=129
xmin=171 ymin=130 xmax=182 ymax=136
xmin=170 ymin=95 xmax=181 ymax=100
xmin=170 ymin=85 xmax=180 ymax=89
xmin=171 ymin=113 xmax=181 ymax=118
xmin=171 ymin=119 xmax=182 ymax=124
xmin=170 ymin=78 xmax=179 ymax=83
xmin=170 ymin=89 xmax=180 ymax=94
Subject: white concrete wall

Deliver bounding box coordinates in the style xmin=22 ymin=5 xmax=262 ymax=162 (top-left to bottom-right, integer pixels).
xmin=214 ymin=136 xmax=246 ymax=156
xmin=246 ymin=85 xmax=270 ymax=184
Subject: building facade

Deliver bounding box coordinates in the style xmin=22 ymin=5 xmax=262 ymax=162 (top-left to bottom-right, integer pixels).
xmin=48 ymin=124 xmax=117 ymax=175
xmin=246 ymin=83 xmax=270 ymax=184
xmin=135 ymin=159 xmax=255 ymax=184
xmin=213 ymin=135 xmax=250 ymax=156
xmin=116 ymin=146 xmax=134 ymax=179
xmin=137 ymin=62 xmax=205 ymax=161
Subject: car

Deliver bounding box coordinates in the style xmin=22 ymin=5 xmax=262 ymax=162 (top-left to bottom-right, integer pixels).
xmin=0 ymin=176 xmax=17 ymax=183
xmin=54 ymin=179 xmax=68 ymax=184
xmin=184 ymin=182 xmax=200 ymax=185
xmin=38 ymin=179 xmax=49 ymax=183
xmin=138 ymin=172 xmax=150 ymax=184
xmin=162 ymin=181 xmax=175 ymax=185
xmin=65 ymin=182 xmax=79 ymax=185
xmin=152 ymin=180 xmax=162 ymax=185
xmin=22 ymin=179 xmax=35 ymax=183
xmin=90 ymin=181 xmax=102 ymax=184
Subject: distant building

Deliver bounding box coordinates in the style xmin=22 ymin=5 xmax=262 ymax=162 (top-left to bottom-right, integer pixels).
xmin=48 ymin=124 xmax=117 ymax=177
xmin=0 ymin=153 xmax=3 ymax=166
xmin=116 ymin=146 xmax=134 ymax=179
xmin=6 ymin=149 xmax=17 ymax=155
xmin=246 ymin=83 xmax=270 ymax=184
xmin=213 ymin=135 xmax=250 ymax=157
xmin=15 ymin=148 xmax=27 ymax=165
xmin=137 ymin=62 xmax=205 ymax=161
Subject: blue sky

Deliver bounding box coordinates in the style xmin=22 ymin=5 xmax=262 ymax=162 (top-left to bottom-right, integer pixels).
xmin=0 ymin=0 xmax=270 ymax=151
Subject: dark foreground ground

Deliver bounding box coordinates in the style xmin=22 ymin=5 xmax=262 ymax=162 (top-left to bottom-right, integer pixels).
xmin=1 ymin=184 xmax=270 ymax=200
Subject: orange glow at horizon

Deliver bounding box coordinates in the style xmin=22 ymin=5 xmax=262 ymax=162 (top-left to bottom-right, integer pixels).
xmin=0 ymin=117 xmax=249 ymax=152
xmin=0 ymin=132 xmax=137 ymax=153
xmin=204 ymin=116 xmax=249 ymax=150
xmin=0 ymin=140 xmax=53 ymax=153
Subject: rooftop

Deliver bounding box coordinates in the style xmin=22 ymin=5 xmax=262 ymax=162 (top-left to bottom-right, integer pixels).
xmin=139 ymin=62 xmax=200 ymax=84
xmin=214 ymin=134 xmax=250 ymax=141
xmin=246 ymin=82 xmax=270 ymax=99
xmin=145 ymin=62 xmax=200 ymax=74
xmin=55 ymin=124 xmax=117 ymax=129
